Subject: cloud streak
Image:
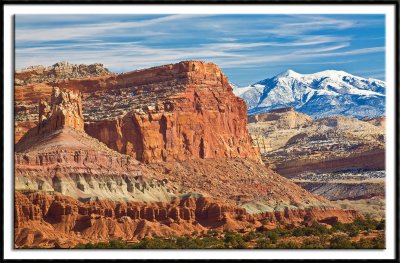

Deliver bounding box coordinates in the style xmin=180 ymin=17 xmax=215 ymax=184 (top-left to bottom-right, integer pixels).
xmin=15 ymin=14 xmax=386 ymax=84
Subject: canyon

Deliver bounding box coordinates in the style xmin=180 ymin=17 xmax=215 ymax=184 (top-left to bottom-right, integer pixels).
xmin=14 ymin=61 xmax=365 ymax=248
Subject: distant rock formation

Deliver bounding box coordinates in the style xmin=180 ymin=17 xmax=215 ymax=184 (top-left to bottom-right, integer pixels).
xmin=15 ymin=61 xmax=113 ymax=85
xmin=16 ymin=87 xmax=85 ymax=152
xmin=248 ymin=108 xmax=385 ymax=177
xmin=248 ymin=108 xmax=313 ymax=153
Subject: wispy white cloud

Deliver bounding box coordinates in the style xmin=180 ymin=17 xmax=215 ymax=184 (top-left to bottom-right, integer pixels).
xmin=15 ymin=14 xmax=385 ymax=84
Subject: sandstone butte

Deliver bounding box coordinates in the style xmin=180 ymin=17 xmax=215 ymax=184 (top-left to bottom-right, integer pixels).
xmin=14 ymin=61 xmax=361 ymax=248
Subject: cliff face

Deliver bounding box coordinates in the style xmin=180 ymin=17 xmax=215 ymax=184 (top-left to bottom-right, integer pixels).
xmin=15 ymin=61 xmax=259 ymax=163
xmin=15 ymin=191 xmax=361 ymax=248
xmin=85 ymin=61 xmax=259 ymax=163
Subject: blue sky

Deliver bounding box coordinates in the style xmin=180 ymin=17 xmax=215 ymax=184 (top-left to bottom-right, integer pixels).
xmin=15 ymin=14 xmax=385 ymax=85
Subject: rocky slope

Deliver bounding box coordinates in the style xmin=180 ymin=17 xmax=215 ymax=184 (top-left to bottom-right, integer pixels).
xmin=15 ymin=87 xmax=176 ymax=203
xmin=248 ymin=107 xmax=313 ymax=153
xmin=247 ymin=108 xmax=385 ymax=212
xmin=234 ymin=69 xmax=385 ymax=118
xmin=290 ymin=170 xmax=385 ymax=201
xmin=148 ymin=158 xmax=333 ymax=213
xmin=15 ymin=191 xmax=360 ymax=248
xmin=15 ymin=61 xmax=112 ymax=85
xmin=248 ymin=108 xmax=385 ymax=177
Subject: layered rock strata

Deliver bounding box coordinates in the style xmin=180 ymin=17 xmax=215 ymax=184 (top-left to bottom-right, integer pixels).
xmin=84 ymin=61 xmax=259 ymax=162
xmin=15 ymin=88 xmax=175 ymax=202
xmin=15 ymin=61 xmax=112 ymax=85
xmin=15 ymin=61 xmax=259 ymax=163
xmin=248 ymin=109 xmax=385 ymax=177
xmin=15 ymin=191 xmax=361 ymax=248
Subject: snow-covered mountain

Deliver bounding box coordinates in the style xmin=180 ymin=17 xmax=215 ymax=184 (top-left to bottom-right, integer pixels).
xmin=233 ymin=69 xmax=385 ymax=118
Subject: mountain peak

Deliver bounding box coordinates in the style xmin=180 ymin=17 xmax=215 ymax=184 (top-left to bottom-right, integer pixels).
xmin=277 ymin=69 xmax=302 ymax=78
xmin=236 ymin=69 xmax=386 ymax=119
xmin=312 ymin=69 xmax=349 ymax=78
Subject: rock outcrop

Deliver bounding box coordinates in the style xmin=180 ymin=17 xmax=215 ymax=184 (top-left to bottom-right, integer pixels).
xmin=248 ymin=109 xmax=385 ymax=176
xmin=15 ymin=191 xmax=361 ymax=248
xmin=84 ymin=61 xmax=259 ymax=163
xmin=15 ymin=61 xmax=259 ymax=163
xmin=148 ymin=158 xmax=333 ymax=213
xmin=15 ymin=88 xmax=176 ymax=202
xmin=291 ymin=170 xmax=385 ymax=201
xmin=248 ymin=107 xmax=313 ymax=153
xmin=39 ymin=87 xmax=84 ymax=133
xmin=16 ymin=87 xmax=84 ymax=152
xmin=15 ymin=61 xmax=112 ymax=85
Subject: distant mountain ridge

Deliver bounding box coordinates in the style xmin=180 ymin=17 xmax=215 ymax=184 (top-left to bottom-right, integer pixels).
xmin=233 ymin=69 xmax=385 ymax=118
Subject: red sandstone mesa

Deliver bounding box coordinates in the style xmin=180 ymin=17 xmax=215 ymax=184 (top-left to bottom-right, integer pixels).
xmin=82 ymin=61 xmax=260 ymax=163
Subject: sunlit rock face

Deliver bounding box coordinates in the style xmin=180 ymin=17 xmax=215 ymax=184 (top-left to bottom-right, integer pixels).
xmin=83 ymin=60 xmax=260 ymax=163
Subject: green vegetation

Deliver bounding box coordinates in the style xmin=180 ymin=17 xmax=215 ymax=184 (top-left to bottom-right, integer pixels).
xmin=74 ymin=218 xmax=385 ymax=249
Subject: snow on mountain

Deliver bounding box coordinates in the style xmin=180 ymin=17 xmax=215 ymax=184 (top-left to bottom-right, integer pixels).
xmin=233 ymin=69 xmax=385 ymax=118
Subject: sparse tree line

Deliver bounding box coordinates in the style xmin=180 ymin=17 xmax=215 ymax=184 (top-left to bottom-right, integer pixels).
xmin=73 ymin=216 xmax=385 ymax=249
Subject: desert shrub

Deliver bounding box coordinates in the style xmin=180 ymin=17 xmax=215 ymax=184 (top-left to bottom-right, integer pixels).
xmin=243 ymin=231 xmax=257 ymax=242
xmin=255 ymin=238 xmax=274 ymax=249
xmin=373 ymin=233 xmax=385 ymax=249
xmin=352 ymin=238 xmax=375 ymax=249
xmin=289 ymin=223 xmax=330 ymax=237
xmin=329 ymin=235 xmax=354 ymax=249
xmin=376 ymin=219 xmax=385 ymax=231
xmin=131 ymin=237 xmax=178 ymax=249
xmin=347 ymin=225 xmax=359 ymax=237
xmin=276 ymin=241 xmax=300 ymax=249
xmin=331 ymin=222 xmax=346 ymax=232
xmin=223 ymin=232 xmax=248 ymax=249
xmin=196 ymin=237 xmax=225 ymax=249
xmin=302 ymin=237 xmax=326 ymax=249
xmin=265 ymin=231 xmax=279 ymax=244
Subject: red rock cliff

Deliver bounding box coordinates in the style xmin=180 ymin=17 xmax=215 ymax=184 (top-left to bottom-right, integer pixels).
xmin=83 ymin=61 xmax=260 ymax=163
xmin=15 ymin=191 xmax=361 ymax=248
xmin=15 ymin=61 xmax=259 ymax=163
